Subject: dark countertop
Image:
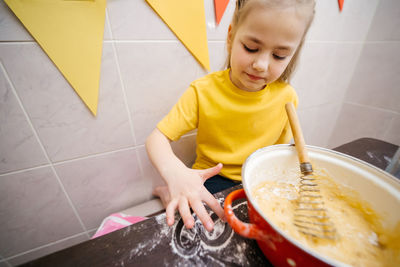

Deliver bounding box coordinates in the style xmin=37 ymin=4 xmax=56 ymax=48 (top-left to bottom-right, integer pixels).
xmin=22 ymin=138 xmax=400 ymax=267
xmin=333 ymin=137 xmax=399 ymax=173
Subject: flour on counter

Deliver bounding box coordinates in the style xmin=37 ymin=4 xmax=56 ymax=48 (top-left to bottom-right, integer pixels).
xmin=167 ymin=200 xmax=255 ymax=266
xmin=123 ymin=188 xmax=268 ymax=266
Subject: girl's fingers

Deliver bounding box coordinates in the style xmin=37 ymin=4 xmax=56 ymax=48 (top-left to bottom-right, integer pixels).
xmin=201 ymin=163 xmax=223 ymax=181
xmin=166 ymin=198 xmax=179 ymax=226
xmin=178 ymin=197 xmax=195 ymax=229
xmin=189 ymin=198 xmax=214 ymax=232
xmin=202 ymin=191 xmax=226 ymax=222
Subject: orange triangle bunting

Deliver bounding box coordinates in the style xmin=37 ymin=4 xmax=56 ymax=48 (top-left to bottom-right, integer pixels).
xmin=338 ymin=0 xmax=344 ymax=12
xmin=214 ymin=0 xmax=229 ymax=25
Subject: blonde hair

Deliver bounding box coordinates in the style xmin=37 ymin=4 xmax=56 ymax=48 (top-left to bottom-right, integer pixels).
xmin=226 ymin=0 xmax=315 ymax=82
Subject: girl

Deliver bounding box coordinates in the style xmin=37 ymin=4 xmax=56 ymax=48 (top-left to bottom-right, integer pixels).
xmin=146 ymin=0 xmax=315 ymax=232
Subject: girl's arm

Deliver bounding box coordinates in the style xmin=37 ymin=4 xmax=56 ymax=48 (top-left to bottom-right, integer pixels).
xmin=145 ymin=128 xmax=225 ymax=232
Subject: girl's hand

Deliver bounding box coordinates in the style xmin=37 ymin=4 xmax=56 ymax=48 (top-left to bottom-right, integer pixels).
xmin=145 ymin=128 xmax=225 ymax=232
xmin=165 ymin=163 xmax=226 ymax=232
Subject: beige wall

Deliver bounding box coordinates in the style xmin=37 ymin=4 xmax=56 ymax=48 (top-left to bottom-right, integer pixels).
xmin=0 ymin=0 xmax=398 ymax=265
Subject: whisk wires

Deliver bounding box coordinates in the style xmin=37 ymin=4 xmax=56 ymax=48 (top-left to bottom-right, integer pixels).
xmin=294 ymin=171 xmax=337 ymax=240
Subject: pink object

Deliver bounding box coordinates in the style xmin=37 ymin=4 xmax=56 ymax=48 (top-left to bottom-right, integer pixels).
xmin=91 ymin=213 xmax=147 ymax=239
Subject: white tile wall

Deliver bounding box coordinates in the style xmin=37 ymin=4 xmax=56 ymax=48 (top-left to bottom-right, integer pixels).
xmin=297 ymin=103 xmax=342 ymax=148
xmin=0 ymin=167 xmax=85 ymax=257
xmin=115 ymin=41 xmax=201 ymax=145
xmin=0 ymin=1 xmax=33 ymax=41
xmin=0 ymin=0 xmax=399 ymax=265
xmin=0 ymin=62 xmax=48 ymax=174
xmin=0 ymin=43 xmax=134 ymax=162
xmin=328 ymin=103 xmax=396 ymax=148
xmin=344 ymin=43 xmax=400 ymax=113
xmin=107 ymin=0 xmax=175 ymax=40
xmin=292 ymin=42 xmax=364 ymax=108
xmin=307 ymin=0 xmax=379 ymax=42
xmin=328 ymin=0 xmax=400 ymax=147
xmin=54 ymin=148 xmax=145 ymax=230
xmin=366 ymin=0 xmax=400 ymax=41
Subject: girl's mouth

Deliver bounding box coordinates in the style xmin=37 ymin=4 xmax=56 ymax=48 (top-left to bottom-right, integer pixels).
xmin=247 ymin=73 xmax=263 ymax=81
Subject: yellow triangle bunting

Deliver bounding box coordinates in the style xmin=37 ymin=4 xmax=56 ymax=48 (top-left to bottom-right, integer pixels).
xmin=146 ymin=0 xmax=210 ymax=70
xmin=5 ymin=0 xmax=107 ymax=115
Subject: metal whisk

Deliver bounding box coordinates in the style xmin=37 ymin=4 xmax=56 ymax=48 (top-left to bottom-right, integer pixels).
xmin=285 ymin=103 xmax=336 ymax=240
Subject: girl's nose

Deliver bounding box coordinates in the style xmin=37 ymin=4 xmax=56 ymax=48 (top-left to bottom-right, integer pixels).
xmin=252 ymin=55 xmax=269 ymax=72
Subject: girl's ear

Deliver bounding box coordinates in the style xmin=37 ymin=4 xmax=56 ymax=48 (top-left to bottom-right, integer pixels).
xmin=227 ymin=24 xmax=233 ymax=52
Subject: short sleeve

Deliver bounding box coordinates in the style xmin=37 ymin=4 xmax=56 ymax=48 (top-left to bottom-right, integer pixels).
xmin=157 ymin=86 xmax=199 ymax=141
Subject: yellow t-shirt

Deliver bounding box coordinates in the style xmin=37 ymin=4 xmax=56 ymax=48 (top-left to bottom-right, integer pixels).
xmin=157 ymin=69 xmax=298 ymax=181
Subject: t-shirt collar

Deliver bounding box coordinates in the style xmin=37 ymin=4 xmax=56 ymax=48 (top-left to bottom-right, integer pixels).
xmin=225 ymin=68 xmax=270 ymax=97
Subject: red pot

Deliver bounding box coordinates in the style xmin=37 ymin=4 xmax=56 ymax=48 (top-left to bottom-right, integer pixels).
xmin=224 ymin=145 xmax=400 ymax=267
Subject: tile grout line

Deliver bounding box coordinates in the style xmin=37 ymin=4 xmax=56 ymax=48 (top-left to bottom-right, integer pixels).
xmin=0 ymin=40 xmax=35 ymax=44
xmin=297 ymin=102 xmax=342 ymax=110
xmin=85 ymin=227 xmax=99 ymax=235
xmin=3 ymin=232 xmax=90 ymax=263
xmin=0 ymin=145 xmax=145 ymax=178
xmin=52 ymin=146 xmax=138 ymax=165
xmin=0 ymin=164 xmax=52 ymax=177
xmin=344 ymin=101 xmax=400 ymax=115
xmin=106 ymin=9 xmax=137 ymax=148
xmin=106 ymin=9 xmax=146 ymax=180
xmin=0 ymin=61 xmax=90 ymax=239
xmin=0 ymin=135 xmax=197 ymax=178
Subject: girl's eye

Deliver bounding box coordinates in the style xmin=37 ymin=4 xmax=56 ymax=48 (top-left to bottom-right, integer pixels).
xmin=243 ymin=44 xmax=258 ymax=53
xmin=273 ymin=54 xmax=286 ymax=60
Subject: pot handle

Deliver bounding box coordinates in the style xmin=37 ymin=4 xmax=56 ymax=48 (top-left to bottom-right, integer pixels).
xmin=224 ymin=189 xmax=270 ymax=241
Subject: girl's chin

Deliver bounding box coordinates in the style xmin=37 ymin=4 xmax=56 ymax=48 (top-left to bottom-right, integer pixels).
xmin=243 ymin=81 xmax=267 ymax=92
xmin=231 ymin=73 xmax=266 ymax=92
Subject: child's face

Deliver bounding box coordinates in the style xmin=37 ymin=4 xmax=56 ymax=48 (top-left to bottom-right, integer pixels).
xmin=228 ymin=6 xmax=307 ymax=92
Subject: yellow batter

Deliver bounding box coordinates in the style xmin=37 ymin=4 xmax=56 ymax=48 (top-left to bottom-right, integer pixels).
xmin=252 ymin=168 xmax=400 ymax=267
